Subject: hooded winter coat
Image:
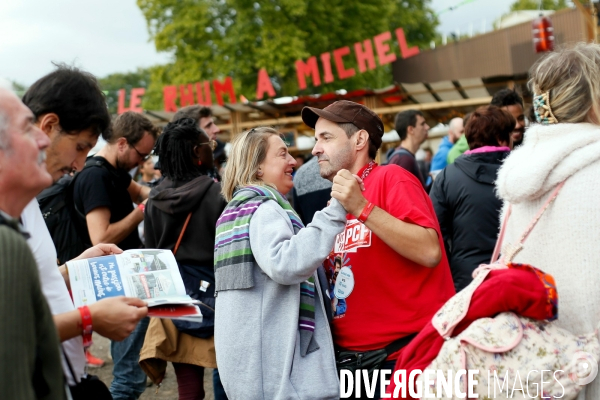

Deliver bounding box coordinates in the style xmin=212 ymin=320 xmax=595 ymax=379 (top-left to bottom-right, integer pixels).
xmin=496 ymin=123 xmax=600 ymax=400
xmin=145 ymin=175 xmax=227 ymax=267
xmin=430 ymin=150 xmax=509 ymax=291
xmin=141 ymin=175 xmax=227 ymax=378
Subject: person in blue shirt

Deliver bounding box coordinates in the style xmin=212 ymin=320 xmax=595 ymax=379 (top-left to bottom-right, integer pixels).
xmin=430 ymin=117 xmax=464 ymax=174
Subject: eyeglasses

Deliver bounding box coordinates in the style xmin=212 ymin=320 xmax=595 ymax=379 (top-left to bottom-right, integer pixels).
xmin=196 ymin=140 xmax=218 ymax=151
xmin=128 ymin=142 xmax=151 ymax=161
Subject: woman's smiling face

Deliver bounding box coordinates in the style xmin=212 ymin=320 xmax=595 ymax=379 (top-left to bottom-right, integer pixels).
xmin=258 ymin=135 xmax=296 ymax=195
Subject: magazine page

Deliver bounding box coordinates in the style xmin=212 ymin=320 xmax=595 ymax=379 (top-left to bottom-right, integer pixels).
xmin=67 ymin=249 xmax=193 ymax=308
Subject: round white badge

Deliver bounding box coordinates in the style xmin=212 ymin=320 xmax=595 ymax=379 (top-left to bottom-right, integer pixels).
xmin=333 ymin=267 xmax=355 ymax=299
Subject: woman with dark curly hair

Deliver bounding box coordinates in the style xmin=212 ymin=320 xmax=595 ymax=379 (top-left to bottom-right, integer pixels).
xmin=140 ymin=118 xmax=227 ymax=400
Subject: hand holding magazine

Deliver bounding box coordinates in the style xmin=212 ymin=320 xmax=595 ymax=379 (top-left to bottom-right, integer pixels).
xmin=66 ymin=249 xmax=203 ymax=321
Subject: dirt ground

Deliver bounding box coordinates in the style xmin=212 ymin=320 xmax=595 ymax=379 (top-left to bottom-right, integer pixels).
xmin=90 ymin=333 xmax=215 ymax=400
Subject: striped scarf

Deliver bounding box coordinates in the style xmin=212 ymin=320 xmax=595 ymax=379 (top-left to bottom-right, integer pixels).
xmin=214 ymin=185 xmax=318 ymax=356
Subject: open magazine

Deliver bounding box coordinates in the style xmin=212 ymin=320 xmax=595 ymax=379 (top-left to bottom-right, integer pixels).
xmin=66 ymin=249 xmax=202 ymax=322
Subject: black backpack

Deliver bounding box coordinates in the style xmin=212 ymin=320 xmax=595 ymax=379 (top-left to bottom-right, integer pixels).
xmin=36 ymin=158 xmax=111 ymax=265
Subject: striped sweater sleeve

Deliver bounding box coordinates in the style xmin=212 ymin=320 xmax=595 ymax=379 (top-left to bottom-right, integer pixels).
xmin=249 ymin=199 xmax=347 ymax=285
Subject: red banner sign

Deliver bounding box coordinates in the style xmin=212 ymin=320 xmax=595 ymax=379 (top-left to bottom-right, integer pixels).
xmin=117 ymin=28 xmax=419 ymax=114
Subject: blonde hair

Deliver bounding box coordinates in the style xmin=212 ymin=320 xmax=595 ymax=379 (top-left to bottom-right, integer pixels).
xmin=529 ymin=42 xmax=600 ymax=124
xmin=221 ymin=127 xmax=282 ymax=202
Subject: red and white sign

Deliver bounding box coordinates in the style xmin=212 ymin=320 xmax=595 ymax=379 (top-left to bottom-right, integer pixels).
xmin=334 ymin=219 xmax=372 ymax=253
xmin=117 ymin=27 xmax=420 ymax=113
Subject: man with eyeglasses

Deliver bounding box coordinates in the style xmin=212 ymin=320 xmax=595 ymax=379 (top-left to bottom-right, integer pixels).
xmin=72 ymin=110 xmax=158 ymax=399
xmin=73 ymin=111 xmax=157 ymax=251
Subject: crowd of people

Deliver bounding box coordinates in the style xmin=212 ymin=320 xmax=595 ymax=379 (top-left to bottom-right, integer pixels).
xmin=0 ymin=42 xmax=599 ymax=400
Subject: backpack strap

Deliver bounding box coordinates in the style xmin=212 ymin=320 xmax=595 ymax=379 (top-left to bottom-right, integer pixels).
xmin=386 ymin=147 xmax=412 ymax=163
xmin=67 ymin=157 xmax=118 ymax=239
xmin=68 ymin=173 xmax=87 ymax=222
xmin=83 ymin=157 xmax=120 ymax=181
xmin=84 ymin=157 xmax=107 ymax=169
xmin=491 ymin=207 xmax=511 ymax=264
xmin=493 ymin=180 xmax=566 ymax=264
xmin=173 ymin=212 xmax=192 ymax=256
xmin=172 ymin=177 xmax=217 ymax=256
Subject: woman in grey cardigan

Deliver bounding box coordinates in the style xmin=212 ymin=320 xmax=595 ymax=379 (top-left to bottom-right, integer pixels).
xmin=214 ymin=127 xmax=353 ymax=399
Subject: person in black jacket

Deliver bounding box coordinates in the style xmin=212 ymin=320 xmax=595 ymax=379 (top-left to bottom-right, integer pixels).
xmin=430 ymin=106 xmax=515 ymax=292
xmin=143 ymin=118 xmax=228 ymax=400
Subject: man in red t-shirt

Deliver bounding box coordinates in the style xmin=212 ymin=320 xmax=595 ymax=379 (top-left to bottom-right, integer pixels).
xmin=301 ymin=101 xmax=455 ymax=395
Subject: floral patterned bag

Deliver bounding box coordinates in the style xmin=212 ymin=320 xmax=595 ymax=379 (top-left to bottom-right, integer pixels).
xmin=417 ymin=182 xmax=600 ymax=399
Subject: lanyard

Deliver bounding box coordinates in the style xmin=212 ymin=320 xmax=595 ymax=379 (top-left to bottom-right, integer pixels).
xmin=360 ymin=161 xmax=378 ymax=181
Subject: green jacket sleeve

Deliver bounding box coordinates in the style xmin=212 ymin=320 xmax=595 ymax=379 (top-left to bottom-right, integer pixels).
xmin=447 ymin=135 xmax=469 ymax=164
xmin=0 ymin=226 xmax=65 ymax=400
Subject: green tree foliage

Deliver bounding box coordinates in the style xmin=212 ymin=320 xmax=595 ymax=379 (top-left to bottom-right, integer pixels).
xmin=509 ymin=0 xmax=569 ymax=11
xmin=137 ymin=0 xmax=438 ymax=109
xmin=98 ymin=68 xmax=152 ymax=114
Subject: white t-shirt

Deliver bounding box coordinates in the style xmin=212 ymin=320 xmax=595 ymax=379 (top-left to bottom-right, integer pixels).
xmin=21 ymin=199 xmax=85 ymax=385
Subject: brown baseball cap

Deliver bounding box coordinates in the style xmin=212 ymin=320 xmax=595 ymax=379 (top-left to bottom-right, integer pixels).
xmin=301 ymin=100 xmax=385 ymax=148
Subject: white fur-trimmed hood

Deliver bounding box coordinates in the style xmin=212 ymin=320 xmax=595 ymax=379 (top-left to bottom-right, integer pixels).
xmin=496 ymin=123 xmax=600 ymax=203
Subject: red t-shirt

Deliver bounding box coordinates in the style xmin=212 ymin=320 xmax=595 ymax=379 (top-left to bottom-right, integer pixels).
xmin=325 ymin=163 xmax=455 ymax=359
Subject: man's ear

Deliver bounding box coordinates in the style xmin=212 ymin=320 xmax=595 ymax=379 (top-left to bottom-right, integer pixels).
xmin=355 ymin=129 xmax=370 ymax=151
xmin=37 ymin=113 xmax=60 ymax=138
xmin=406 ymin=124 xmax=415 ymax=137
xmin=116 ymin=137 xmax=129 ymax=152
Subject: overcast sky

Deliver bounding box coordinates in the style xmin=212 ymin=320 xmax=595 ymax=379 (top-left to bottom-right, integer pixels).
xmin=0 ymin=0 xmax=515 ymax=87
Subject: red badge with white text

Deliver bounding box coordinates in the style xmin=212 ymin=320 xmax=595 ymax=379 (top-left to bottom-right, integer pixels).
xmin=334 ymin=219 xmax=372 ymax=253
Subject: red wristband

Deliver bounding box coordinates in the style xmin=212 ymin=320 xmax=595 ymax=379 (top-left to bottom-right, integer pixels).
xmin=358 ymin=202 xmax=375 ymax=224
xmin=78 ymin=306 xmax=93 ymax=347
xmin=137 ymin=203 xmax=145 ymax=214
